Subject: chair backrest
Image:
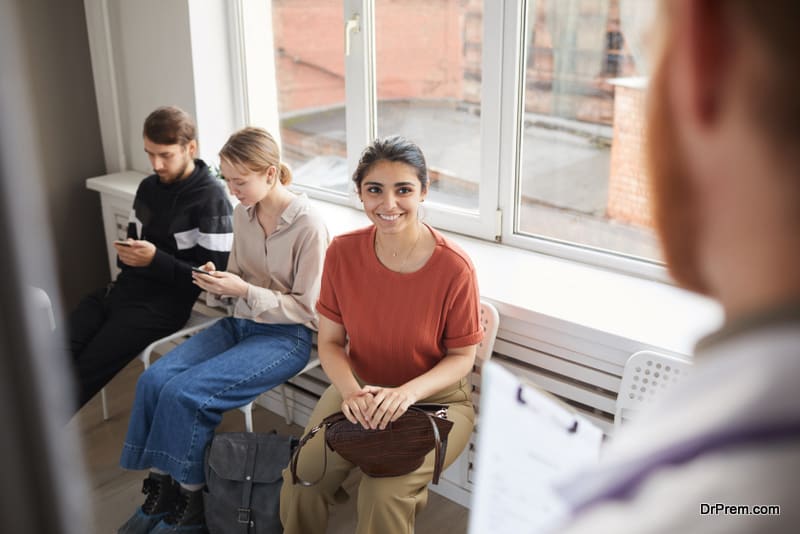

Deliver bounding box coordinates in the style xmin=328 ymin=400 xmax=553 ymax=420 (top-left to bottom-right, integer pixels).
xmin=28 ymin=286 xmax=55 ymax=331
xmin=476 ymin=299 xmax=500 ymax=366
xmin=472 ymin=300 xmax=500 ymax=414
xmin=614 ymin=350 xmax=692 ymax=430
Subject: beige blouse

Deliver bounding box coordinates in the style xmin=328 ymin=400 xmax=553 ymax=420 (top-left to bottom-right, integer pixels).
xmin=211 ymin=193 xmax=329 ymax=330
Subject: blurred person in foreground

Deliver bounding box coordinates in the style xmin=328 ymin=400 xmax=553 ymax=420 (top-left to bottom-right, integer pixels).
xmin=556 ymin=1 xmax=800 ymax=532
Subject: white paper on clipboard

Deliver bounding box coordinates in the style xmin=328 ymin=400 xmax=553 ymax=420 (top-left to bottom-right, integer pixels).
xmin=469 ymin=361 xmax=604 ymax=534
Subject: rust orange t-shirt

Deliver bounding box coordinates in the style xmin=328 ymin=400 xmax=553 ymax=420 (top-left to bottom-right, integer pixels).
xmin=316 ymin=224 xmax=484 ymax=386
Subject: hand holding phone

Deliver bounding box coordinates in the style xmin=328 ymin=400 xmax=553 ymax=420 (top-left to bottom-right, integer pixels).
xmin=114 ymin=239 xmax=133 ymax=247
xmin=191 ymin=266 xmax=212 ymax=274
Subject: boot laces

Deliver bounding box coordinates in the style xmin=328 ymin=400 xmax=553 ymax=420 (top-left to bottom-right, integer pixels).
xmin=164 ymin=490 xmax=189 ymax=525
xmin=140 ymin=478 xmax=161 ymax=515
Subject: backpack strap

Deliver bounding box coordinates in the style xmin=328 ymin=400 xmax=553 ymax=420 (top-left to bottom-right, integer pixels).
xmin=236 ymin=439 xmax=259 ymax=532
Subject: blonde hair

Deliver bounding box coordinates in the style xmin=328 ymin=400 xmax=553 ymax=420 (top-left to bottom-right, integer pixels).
xmin=219 ymin=127 xmax=292 ymax=185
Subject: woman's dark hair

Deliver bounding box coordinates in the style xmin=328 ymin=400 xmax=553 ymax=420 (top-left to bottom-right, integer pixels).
xmin=352 ymin=136 xmax=429 ymax=192
xmin=143 ymin=106 xmax=197 ymax=146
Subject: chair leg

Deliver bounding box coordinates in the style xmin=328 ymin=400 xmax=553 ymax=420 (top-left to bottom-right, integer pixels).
xmin=242 ymin=402 xmax=254 ymax=433
xmin=100 ymin=387 xmax=109 ymax=421
xmin=280 ymin=384 xmax=294 ymax=426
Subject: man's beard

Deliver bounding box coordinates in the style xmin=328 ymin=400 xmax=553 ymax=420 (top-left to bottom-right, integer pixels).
xmin=646 ymin=54 xmax=711 ymax=295
xmin=158 ymin=153 xmax=192 ymax=183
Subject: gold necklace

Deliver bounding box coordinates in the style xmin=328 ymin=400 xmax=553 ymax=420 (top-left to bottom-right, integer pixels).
xmin=377 ymin=224 xmax=423 ymax=271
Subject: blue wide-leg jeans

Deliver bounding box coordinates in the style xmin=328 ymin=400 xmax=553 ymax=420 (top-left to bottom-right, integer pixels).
xmin=120 ymin=317 xmax=312 ymax=484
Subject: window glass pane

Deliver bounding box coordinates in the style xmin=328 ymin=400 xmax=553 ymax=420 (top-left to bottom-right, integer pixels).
xmin=518 ymin=0 xmax=660 ymax=261
xmin=272 ymin=0 xmax=349 ymax=195
xmin=375 ymin=0 xmax=483 ymax=211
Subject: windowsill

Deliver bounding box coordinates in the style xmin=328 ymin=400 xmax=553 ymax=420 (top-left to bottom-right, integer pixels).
xmin=308 ymin=198 xmax=723 ymax=357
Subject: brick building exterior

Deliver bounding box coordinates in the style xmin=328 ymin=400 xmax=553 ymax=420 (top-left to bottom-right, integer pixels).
xmin=607 ymin=79 xmax=651 ymax=227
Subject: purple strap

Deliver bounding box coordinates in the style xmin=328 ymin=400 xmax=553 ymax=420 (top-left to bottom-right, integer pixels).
xmin=571 ymin=419 xmax=800 ymax=515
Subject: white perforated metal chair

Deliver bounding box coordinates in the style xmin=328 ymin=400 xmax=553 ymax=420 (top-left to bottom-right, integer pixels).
xmin=473 ymin=299 xmax=500 ymax=409
xmin=29 ymin=286 xmax=56 ymax=331
xmin=100 ymin=308 xmax=221 ymax=422
xmin=437 ymin=299 xmax=500 ymax=493
xmin=614 ymin=350 xmax=692 ymax=430
xmin=278 ymin=353 xmax=322 ymax=425
xmin=100 ymin=310 xmax=321 ymax=431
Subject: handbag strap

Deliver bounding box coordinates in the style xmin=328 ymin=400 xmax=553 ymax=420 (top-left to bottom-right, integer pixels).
xmin=290 ymin=422 xmax=328 ymax=487
xmin=291 ymin=412 xmax=351 ymax=486
xmin=236 ymin=439 xmax=258 ymax=532
xmin=408 ymin=407 xmax=449 ymax=484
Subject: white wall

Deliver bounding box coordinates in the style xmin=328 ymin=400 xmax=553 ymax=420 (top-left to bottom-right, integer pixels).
xmin=85 ymin=0 xmax=241 ymax=174
xmin=108 ymin=0 xmax=196 ymax=172
xmin=14 ymin=0 xmax=108 ymax=308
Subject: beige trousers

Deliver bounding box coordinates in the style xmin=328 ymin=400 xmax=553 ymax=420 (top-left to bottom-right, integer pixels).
xmin=280 ymin=379 xmax=474 ymax=534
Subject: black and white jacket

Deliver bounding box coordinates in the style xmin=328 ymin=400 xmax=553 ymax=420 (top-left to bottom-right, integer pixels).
xmin=115 ymin=159 xmax=233 ymax=318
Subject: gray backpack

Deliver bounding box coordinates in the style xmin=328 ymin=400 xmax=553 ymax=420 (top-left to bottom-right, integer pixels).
xmin=204 ymin=431 xmax=297 ymax=534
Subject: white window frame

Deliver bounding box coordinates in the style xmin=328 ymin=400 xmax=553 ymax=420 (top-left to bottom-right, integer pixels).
xmin=495 ymin=0 xmax=667 ymax=281
xmin=230 ymin=0 xmax=281 ymax=143
xmin=343 ymin=0 xmax=376 ymax=210
xmin=344 ymin=0 xmax=504 ymax=239
xmin=234 ymin=0 xmax=669 ymax=281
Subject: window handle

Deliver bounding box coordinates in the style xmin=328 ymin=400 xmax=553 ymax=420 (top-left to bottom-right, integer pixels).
xmin=344 ymin=13 xmax=360 ymax=56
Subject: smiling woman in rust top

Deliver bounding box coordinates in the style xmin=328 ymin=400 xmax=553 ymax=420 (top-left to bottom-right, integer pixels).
xmin=281 ymin=136 xmax=483 ymax=534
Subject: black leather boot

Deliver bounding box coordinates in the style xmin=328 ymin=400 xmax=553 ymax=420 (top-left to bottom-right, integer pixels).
xmin=150 ymin=485 xmax=207 ymax=533
xmin=118 ymin=472 xmax=179 ymax=534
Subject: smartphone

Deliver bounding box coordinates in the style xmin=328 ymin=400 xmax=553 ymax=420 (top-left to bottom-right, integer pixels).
xmin=191 ymin=266 xmax=212 ymax=274
xmin=114 ymin=239 xmax=133 ymax=247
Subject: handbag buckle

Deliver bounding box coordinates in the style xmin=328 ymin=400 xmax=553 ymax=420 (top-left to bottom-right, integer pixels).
xmin=237 ymin=507 xmax=251 ymax=524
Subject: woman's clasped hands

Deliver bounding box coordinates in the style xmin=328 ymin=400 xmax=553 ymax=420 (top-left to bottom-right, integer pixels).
xmin=341 ymin=385 xmax=418 ymax=430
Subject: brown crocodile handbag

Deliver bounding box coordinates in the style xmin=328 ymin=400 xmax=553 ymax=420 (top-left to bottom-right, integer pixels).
xmin=290 ymin=404 xmax=454 ymax=486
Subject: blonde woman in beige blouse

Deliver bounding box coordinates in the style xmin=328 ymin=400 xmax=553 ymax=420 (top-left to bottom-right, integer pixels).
xmin=118 ymin=127 xmax=328 ymax=534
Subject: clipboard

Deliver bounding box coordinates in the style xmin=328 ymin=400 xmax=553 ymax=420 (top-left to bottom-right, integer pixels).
xmin=469 ymin=361 xmax=603 ymax=534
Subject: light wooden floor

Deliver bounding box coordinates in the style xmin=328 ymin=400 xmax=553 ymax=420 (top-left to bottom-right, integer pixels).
xmin=69 ymin=355 xmax=470 ymax=533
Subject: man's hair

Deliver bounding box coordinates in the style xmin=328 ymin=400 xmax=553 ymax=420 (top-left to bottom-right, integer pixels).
xmin=142 ymin=106 xmax=197 ymax=146
xmin=729 ymin=1 xmax=800 ymax=148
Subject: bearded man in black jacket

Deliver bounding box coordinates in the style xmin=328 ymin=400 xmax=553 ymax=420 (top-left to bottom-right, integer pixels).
xmin=69 ymin=106 xmax=234 ymax=410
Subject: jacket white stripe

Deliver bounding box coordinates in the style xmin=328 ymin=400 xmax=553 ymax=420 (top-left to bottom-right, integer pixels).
xmin=199 ymin=231 xmax=234 ymax=252
xmin=174 ymin=227 xmax=233 ymax=252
